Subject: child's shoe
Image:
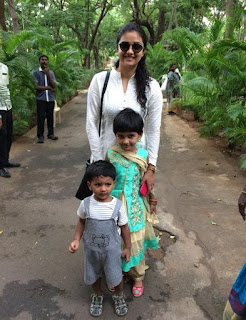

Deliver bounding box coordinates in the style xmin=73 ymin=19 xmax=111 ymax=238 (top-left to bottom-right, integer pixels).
xmin=112 ymin=293 xmax=128 ymax=316
xmin=132 ymin=281 xmax=144 ymax=297
xmin=90 ymin=293 xmax=103 ymax=317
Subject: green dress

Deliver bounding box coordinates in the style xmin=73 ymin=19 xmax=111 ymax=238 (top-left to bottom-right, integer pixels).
xmin=107 ymin=147 xmax=159 ymax=272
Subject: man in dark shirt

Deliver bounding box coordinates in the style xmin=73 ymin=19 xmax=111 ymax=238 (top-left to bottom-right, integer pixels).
xmin=33 ymin=55 xmax=58 ymax=143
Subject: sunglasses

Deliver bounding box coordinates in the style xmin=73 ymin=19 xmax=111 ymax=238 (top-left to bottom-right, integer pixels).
xmin=118 ymin=42 xmax=144 ymax=53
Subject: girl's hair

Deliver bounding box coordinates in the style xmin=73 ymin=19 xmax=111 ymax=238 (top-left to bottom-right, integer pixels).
xmin=113 ymin=108 xmax=144 ymax=134
xmin=115 ymin=22 xmax=151 ymax=114
xmin=85 ymin=160 xmax=116 ymax=182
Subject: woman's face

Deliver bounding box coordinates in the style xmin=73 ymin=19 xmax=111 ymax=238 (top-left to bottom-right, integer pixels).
xmin=117 ymin=31 xmax=145 ymax=71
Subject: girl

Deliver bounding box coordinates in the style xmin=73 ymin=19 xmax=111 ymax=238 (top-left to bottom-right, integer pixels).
xmin=106 ymin=108 xmax=159 ymax=297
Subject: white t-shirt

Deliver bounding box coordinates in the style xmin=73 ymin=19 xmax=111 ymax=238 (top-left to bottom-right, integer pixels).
xmin=0 ymin=63 xmax=12 ymax=111
xmin=77 ymin=196 xmax=128 ymax=234
xmin=86 ymin=68 xmax=163 ymax=166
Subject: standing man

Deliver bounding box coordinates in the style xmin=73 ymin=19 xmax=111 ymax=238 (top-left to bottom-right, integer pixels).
xmin=33 ymin=55 xmax=58 ymax=143
xmin=0 ymin=62 xmax=21 ymax=178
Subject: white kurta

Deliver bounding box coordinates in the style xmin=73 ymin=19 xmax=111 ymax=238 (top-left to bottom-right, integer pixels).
xmin=86 ymin=68 xmax=163 ymax=166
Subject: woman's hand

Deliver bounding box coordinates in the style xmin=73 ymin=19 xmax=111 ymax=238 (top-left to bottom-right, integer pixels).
xmin=141 ymin=170 xmax=155 ymax=195
xmin=150 ymin=203 xmax=156 ymax=214
xmin=149 ymin=192 xmax=157 ymax=214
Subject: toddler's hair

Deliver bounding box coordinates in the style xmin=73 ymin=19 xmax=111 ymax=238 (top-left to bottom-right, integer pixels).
xmin=85 ymin=160 xmax=116 ymax=182
xmin=113 ymin=108 xmax=144 ymax=134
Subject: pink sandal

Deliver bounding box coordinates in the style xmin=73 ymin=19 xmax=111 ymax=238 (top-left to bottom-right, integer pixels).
xmin=132 ymin=281 xmax=144 ymax=297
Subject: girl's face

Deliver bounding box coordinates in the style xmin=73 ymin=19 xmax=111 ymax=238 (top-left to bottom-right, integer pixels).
xmin=117 ymin=31 xmax=145 ymax=71
xmin=115 ymin=131 xmax=142 ymax=152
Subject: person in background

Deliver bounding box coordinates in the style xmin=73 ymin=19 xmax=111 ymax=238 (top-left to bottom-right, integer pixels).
xmin=166 ymin=63 xmax=181 ymax=115
xmin=0 ymin=62 xmax=21 ymax=178
xmin=33 ymin=55 xmax=58 ymax=144
xmin=86 ymin=22 xmax=163 ymax=194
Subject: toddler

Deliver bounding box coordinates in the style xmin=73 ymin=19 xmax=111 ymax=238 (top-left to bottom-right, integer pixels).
xmin=69 ymin=160 xmax=131 ymax=316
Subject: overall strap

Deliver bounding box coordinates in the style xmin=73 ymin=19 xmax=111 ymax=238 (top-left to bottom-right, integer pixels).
xmin=111 ymin=198 xmax=122 ymax=220
xmin=83 ymin=197 xmax=91 ymax=218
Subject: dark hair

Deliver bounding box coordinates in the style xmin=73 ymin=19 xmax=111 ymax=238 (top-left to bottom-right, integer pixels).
xmin=85 ymin=160 xmax=116 ymax=182
xmin=115 ymin=22 xmax=151 ymax=114
xmin=39 ymin=54 xmax=49 ymax=61
xmin=113 ymin=108 xmax=144 ymax=134
xmin=169 ymin=63 xmax=176 ymax=71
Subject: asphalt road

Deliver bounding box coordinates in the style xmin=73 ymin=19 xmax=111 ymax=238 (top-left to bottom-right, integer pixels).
xmin=0 ymin=92 xmax=245 ymax=320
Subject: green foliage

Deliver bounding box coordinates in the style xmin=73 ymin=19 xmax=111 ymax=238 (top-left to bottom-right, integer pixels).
xmin=154 ymin=18 xmax=246 ymax=169
xmin=0 ymin=27 xmax=97 ymax=136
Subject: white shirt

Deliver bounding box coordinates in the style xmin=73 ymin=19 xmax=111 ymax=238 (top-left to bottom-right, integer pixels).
xmin=0 ymin=63 xmax=12 ymax=111
xmin=77 ymin=196 xmax=128 ymax=234
xmin=86 ymin=68 xmax=163 ymax=166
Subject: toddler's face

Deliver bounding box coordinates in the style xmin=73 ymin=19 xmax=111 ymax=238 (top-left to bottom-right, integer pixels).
xmin=115 ymin=131 xmax=142 ymax=153
xmin=87 ymin=176 xmax=115 ymax=202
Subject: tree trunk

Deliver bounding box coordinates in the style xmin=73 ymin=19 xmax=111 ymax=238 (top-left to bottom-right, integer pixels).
xmin=82 ymin=0 xmax=110 ymax=68
xmin=0 ymin=0 xmax=8 ymax=31
xmin=132 ymin=0 xmax=155 ymax=45
xmin=243 ymin=1 xmax=246 ymax=40
xmin=168 ymin=0 xmax=177 ymax=30
xmin=156 ymin=9 xmax=165 ymax=42
xmin=174 ymin=0 xmax=178 ymax=28
xmin=93 ymin=46 xmax=99 ymax=69
xmin=225 ymin=0 xmax=234 ymax=38
xmin=84 ymin=0 xmax=90 ymax=48
xmin=7 ymin=0 xmax=19 ymax=33
xmin=244 ymin=16 xmax=246 ymax=41
xmin=83 ymin=53 xmax=91 ymax=69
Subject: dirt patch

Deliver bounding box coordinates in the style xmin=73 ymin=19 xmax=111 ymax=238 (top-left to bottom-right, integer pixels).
xmin=178 ymin=111 xmax=244 ymax=165
xmin=147 ymin=227 xmax=177 ymax=260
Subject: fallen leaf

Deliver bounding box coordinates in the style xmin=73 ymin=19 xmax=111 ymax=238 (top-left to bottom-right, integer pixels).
xmin=0 ymin=231 xmax=3 ymax=235
xmin=159 ymin=232 xmax=163 ymax=236
xmin=211 ymin=221 xmax=217 ymax=225
xmin=217 ymin=199 xmax=222 ymax=201
xmin=170 ymin=235 xmax=176 ymax=239
xmin=32 ymin=241 xmax=38 ymax=249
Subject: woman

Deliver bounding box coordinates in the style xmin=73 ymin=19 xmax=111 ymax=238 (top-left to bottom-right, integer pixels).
xmin=166 ymin=63 xmax=181 ymax=115
xmin=86 ymin=22 xmax=163 ymax=192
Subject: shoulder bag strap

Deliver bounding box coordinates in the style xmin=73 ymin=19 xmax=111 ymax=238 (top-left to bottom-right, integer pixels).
xmin=99 ymin=70 xmax=111 ymax=136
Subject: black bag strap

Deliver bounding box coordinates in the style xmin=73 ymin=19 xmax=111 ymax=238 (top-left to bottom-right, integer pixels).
xmin=99 ymin=70 xmax=111 ymax=136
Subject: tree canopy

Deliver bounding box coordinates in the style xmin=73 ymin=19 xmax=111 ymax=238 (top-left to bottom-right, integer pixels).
xmin=1 ymin=0 xmax=246 ymax=167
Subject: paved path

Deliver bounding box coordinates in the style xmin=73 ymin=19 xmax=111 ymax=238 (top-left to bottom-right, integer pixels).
xmin=0 ymin=92 xmax=245 ymax=320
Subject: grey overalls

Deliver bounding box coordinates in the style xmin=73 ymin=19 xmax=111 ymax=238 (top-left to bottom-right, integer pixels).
xmin=83 ymin=197 xmax=123 ymax=287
